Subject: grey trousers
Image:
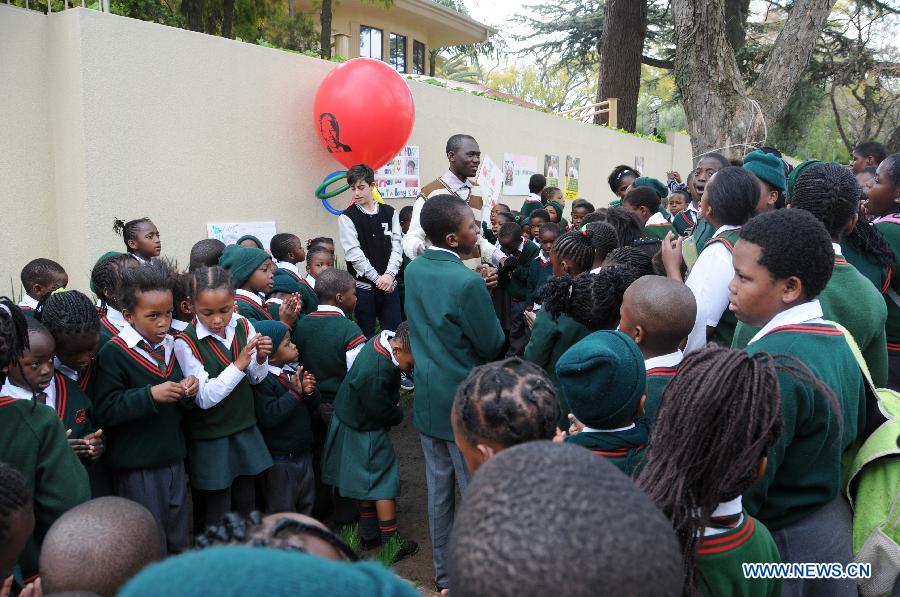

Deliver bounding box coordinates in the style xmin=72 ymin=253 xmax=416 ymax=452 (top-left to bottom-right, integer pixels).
xmin=114 ymin=461 xmax=189 ymax=556
xmin=419 ymin=433 xmax=470 ymax=589
xmin=770 ymin=496 xmax=856 ymax=597
xmin=264 ymin=453 xmax=315 ymax=515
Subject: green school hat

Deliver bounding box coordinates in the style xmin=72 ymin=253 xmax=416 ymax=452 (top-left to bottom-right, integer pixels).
xmin=632 ymin=176 xmax=668 ymax=199
xmin=786 ymin=159 xmax=824 ymax=201
xmin=235 ymin=234 xmax=265 ymax=250
xmin=271 ymin=269 xmax=303 ymax=295
xmin=89 ymin=251 xmax=122 ymax=296
xmin=743 ymin=150 xmax=786 ymax=193
xmin=218 ymin=244 xmax=270 ymax=290
xmin=556 ymin=330 xmax=646 ymax=429
xmin=253 ymin=320 xmax=289 ymax=348
xmin=547 ymin=200 xmax=564 ymax=219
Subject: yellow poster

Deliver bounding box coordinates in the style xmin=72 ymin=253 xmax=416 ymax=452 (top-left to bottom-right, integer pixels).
xmin=564 ymin=155 xmax=580 ymax=201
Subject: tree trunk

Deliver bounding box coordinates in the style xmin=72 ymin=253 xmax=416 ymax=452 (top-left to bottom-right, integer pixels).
xmin=724 ymin=0 xmax=750 ymax=51
xmin=595 ymin=0 xmax=647 ymax=132
xmin=320 ymin=0 xmax=333 ymax=59
xmin=672 ymin=0 xmax=836 ymax=157
xmin=429 ymin=51 xmax=437 ymax=76
xmin=181 ymin=0 xmax=203 ymax=32
xmin=222 ymin=0 xmax=234 ymax=38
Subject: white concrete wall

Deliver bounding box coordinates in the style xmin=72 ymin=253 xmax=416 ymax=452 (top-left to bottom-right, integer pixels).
xmin=0 ymin=5 xmax=693 ymax=295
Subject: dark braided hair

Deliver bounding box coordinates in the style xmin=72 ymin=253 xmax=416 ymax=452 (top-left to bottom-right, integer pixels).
xmin=588 ymin=207 xmax=643 ymax=248
xmin=539 ymin=267 xmax=636 ymax=330
xmin=452 ymin=358 xmax=559 ymax=449
xmin=189 ymin=266 xmax=234 ymax=302
xmin=20 ymin=258 xmax=66 ymax=292
xmin=393 ymin=321 xmax=411 ymax=351
xmin=876 ymin=153 xmax=900 ymax=217
xmin=118 ymin=261 xmax=174 ymax=313
xmin=188 ymin=239 xmax=225 ymax=271
xmin=35 ymin=289 xmax=100 ymax=344
xmin=270 ymin=233 xmax=300 ymax=262
xmin=608 ymin=164 xmax=639 ymax=194
xmin=637 ymin=346 xmax=785 ymax=596
xmin=0 ymin=463 xmax=31 ymax=545
xmin=112 ymin=217 xmax=153 ymax=253
xmin=90 ymin=253 xmax=135 ymax=310
xmin=0 ymin=298 xmax=29 ymax=375
xmin=307 ymin=236 xmax=335 ymax=251
xmin=551 ymin=229 xmax=596 ymax=275
xmin=604 ymin=246 xmax=655 ymax=278
xmin=195 ymin=511 xmax=358 ymax=562
xmin=586 ymin=222 xmax=618 ymax=263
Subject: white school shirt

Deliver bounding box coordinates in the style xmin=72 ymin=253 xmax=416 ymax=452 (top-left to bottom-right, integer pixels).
xmin=747 ymin=300 xmax=825 ymax=346
xmin=644 ymin=350 xmax=683 ymax=371
xmin=103 ymin=307 xmax=129 ymax=335
xmin=118 ymin=322 xmax=175 ymax=363
xmin=305 ymin=275 xmax=317 ymax=289
xmin=235 ymin=288 xmax=265 ymax=307
xmin=276 ymin=261 xmax=299 ymax=275
xmin=580 ymin=423 xmax=636 ymax=434
xmin=645 ymin=211 xmax=670 ymax=226
xmin=683 ymin=224 xmax=741 ymax=354
xmin=702 ymin=497 xmax=745 ymax=537
xmin=53 ymin=357 xmax=81 ymax=383
xmin=170 ymin=319 xmax=189 ymax=332
xmin=315 ymin=305 xmax=365 ymax=370
xmin=173 ymin=315 xmax=268 ymax=410
xmin=0 ymin=378 xmax=57 ymax=409
xmin=17 ymin=294 xmax=39 ymax=310
xmin=378 ymin=329 xmax=400 ymax=367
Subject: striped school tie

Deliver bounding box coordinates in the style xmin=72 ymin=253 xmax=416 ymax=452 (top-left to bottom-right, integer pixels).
xmin=139 ymin=340 xmax=167 ymax=372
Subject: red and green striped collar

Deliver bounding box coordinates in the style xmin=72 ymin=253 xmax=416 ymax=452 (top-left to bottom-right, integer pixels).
xmin=698 ymin=514 xmax=755 ymax=555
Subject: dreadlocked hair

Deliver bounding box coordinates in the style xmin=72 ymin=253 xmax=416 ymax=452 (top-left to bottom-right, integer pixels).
xmin=0 ymin=298 xmax=29 ymax=374
xmin=270 ymin=233 xmax=300 ymax=262
xmin=195 ymin=511 xmax=358 ymax=562
xmin=0 ymin=463 xmax=32 ymax=545
xmin=35 ymin=289 xmax=100 ymax=344
xmin=637 ymin=346 xmax=784 ymax=596
xmin=604 ymin=246 xmax=654 ymax=278
xmin=539 ymin=267 xmax=636 ymax=330
xmin=112 ymin=217 xmax=152 ymax=252
xmin=551 ymin=229 xmax=596 ymax=275
xmin=586 ymin=222 xmax=618 ymax=262
xmin=393 ymin=321 xmax=411 ymax=352
xmin=90 ymin=253 xmax=135 ymax=309
xmin=453 ymin=357 xmax=559 ymax=448
xmin=189 ymin=266 xmax=233 ymax=302
xmin=847 ymin=220 xmax=897 ymax=289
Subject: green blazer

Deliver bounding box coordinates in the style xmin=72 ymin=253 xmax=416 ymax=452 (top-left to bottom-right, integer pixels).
xmin=404 ymin=249 xmax=505 ymax=440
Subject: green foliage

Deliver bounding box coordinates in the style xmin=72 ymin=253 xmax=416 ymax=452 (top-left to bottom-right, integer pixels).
xmin=110 ymin=0 xmax=185 ymax=26
xmin=376 ymin=534 xmax=402 ymax=567
xmin=339 ymin=523 xmax=361 ymax=552
xmin=252 ymin=12 xmax=319 ymax=53
xmin=485 ymin=64 xmax=593 ymax=112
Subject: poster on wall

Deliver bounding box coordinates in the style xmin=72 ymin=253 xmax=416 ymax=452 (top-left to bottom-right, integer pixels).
xmin=476 ymin=154 xmax=504 ymax=226
xmin=564 ymin=155 xmax=580 ymax=201
xmin=375 ymin=145 xmax=420 ymax=199
xmin=544 ymin=154 xmax=560 ymax=188
xmin=634 ymin=155 xmax=645 ymax=173
xmin=208 ymin=222 xmax=278 ymax=250
xmin=502 ymin=153 xmax=538 ymax=196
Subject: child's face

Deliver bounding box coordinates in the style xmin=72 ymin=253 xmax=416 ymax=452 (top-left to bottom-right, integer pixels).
xmin=8 ymin=331 xmax=55 ymax=393
xmin=350 ymin=179 xmax=374 ymax=205
xmin=392 ymin=344 xmax=414 ymax=375
xmin=335 ymin=285 xmax=358 ymax=314
xmin=849 ymin=151 xmax=874 ymax=174
xmin=0 ymin=504 xmax=34 ymax=580
xmin=668 ymin=194 xmax=687 ymax=214
xmin=865 ymin=158 xmax=899 ymax=217
xmin=124 ymin=290 xmax=174 ymax=345
xmin=194 ymin=287 xmax=235 ymax=337
xmin=539 ymin=230 xmax=559 ymax=255
xmin=246 ymin=259 xmax=276 ymax=293
xmin=693 ymin=157 xmax=722 ymax=198
xmin=306 ymin=254 xmax=333 ymax=278
xmin=499 ymin=234 xmax=520 ymax=254
xmin=128 ymin=221 xmax=161 ymax=258
xmin=55 ymin=332 xmax=99 ymax=374
xmin=30 ymin=271 xmax=68 ymax=300
xmin=728 ymin=240 xmax=800 ymax=327
xmin=571 ymin=207 xmax=589 ymax=230
xmin=271 ymin=334 xmax=299 ymax=367
xmin=755 ymin=180 xmax=779 ymax=214
xmin=448 ymin=209 xmax=480 ymax=254
xmin=529 ymin=219 xmax=543 ymax=239
xmin=546 ymin=205 xmax=559 ymax=223
xmin=400 ymin=218 xmax=411 ymax=235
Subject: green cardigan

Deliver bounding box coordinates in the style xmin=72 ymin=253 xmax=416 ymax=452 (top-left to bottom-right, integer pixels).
xmin=334 ymin=337 xmax=403 ymax=431
xmin=294 ymin=311 xmax=366 ymax=402
xmin=696 ymin=514 xmax=783 ymax=597
xmin=236 ymin=294 xmax=273 ymax=323
xmin=404 ymin=249 xmax=505 ymax=440
xmin=501 ymin=240 xmax=539 ymax=301
xmin=526 ymin=255 xmax=553 ymax=306
xmin=0 ymin=397 xmax=90 ymax=581
xmin=643 ymin=366 xmax=678 ymax=427
xmin=564 ymin=423 xmax=647 ymax=476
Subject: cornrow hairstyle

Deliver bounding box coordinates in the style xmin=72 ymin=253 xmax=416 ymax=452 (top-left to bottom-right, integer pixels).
xmin=581 ymin=210 xmax=607 ymax=225
xmin=854 ymin=141 xmax=887 ymax=164
xmin=539 ymin=267 xmax=636 ymax=330
xmin=0 ymin=463 xmax=32 ymax=545
xmin=315 ymin=268 xmax=355 ymax=302
xmin=307 ymin=246 xmax=334 ymax=262
xmin=118 ymin=261 xmax=174 ymax=313
xmin=453 ymin=357 xmax=558 ymax=449
xmin=586 ymin=222 xmax=618 ymax=263
xmin=529 ymin=209 xmax=550 ymax=223
xmin=608 ymin=164 xmax=639 ymax=193
xmin=306 ymin=237 xmax=335 ymax=251
xmin=35 ymin=289 xmax=100 ymax=344
xmin=188 ymin=239 xmax=226 ymax=271
xmin=790 ymin=162 xmax=863 ymax=240
xmin=704 ymin=166 xmax=759 ymax=226
xmin=637 ymin=346 xmax=784 ymax=595
xmin=0 ymin=298 xmax=29 ymax=374
xmin=189 ymin=266 xmax=234 ymax=303
xmin=112 ymin=217 xmax=152 ymax=253
xmin=195 ymin=511 xmax=358 ymax=562
xmin=741 ymin=209 xmax=834 ymax=300
xmin=846 ymin=220 xmax=897 ymax=291
xmin=496 ymin=203 xmax=511 ymax=212
xmin=540 ymin=187 xmax=562 ymax=203
xmin=269 ymin=233 xmax=300 ymax=262
xmin=592 ymin=207 xmax=643 ymax=248
xmin=538 ymin=222 xmax=561 ymax=238
xmin=498 ymin=221 xmax=523 ymax=241
xmin=20 ymin=258 xmax=66 ymax=291
xmin=171 ymin=271 xmax=192 ymax=307
xmin=90 ymin=253 xmax=135 ymax=310
xmin=346 ymin=163 xmax=375 ymax=186
xmin=551 ymin=229 xmax=596 ymax=275
xmin=570 ymin=199 xmax=595 ymax=214
xmin=604 ymin=246 xmax=654 ymax=278
xmin=393 ymin=321 xmax=411 ymax=352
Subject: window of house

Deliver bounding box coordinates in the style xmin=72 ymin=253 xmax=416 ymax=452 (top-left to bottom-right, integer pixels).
xmin=412 ymin=40 xmax=425 ymax=75
xmin=389 ymin=33 xmax=407 ymax=73
xmin=360 ymin=25 xmax=383 ymax=60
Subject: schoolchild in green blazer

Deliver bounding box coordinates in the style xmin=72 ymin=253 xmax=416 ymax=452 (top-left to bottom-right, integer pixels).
xmin=496 ymin=222 xmax=539 ymax=357
xmin=220 ymin=244 xmax=300 ymax=329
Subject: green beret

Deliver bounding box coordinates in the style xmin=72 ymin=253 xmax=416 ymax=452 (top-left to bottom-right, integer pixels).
xmin=219 ymin=244 xmax=270 ymax=290
xmin=743 ymin=150 xmax=786 ymax=193
xmin=786 ymin=160 xmax=824 ymax=201
xmin=252 ymin=320 xmax=289 ymax=348
xmin=272 ymin=269 xmax=304 ymax=295
xmin=556 ymin=330 xmax=646 ymax=429
xmin=632 ymin=176 xmax=668 ymax=199
xmin=547 ymin=200 xmax=564 ymax=219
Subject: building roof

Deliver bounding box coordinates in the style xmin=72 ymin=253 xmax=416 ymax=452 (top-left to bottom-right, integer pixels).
xmin=402 ymin=0 xmax=495 ymax=47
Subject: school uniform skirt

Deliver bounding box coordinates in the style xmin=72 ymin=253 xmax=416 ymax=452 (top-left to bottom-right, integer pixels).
xmin=321 ymin=418 xmax=399 ymax=501
xmin=189 ymin=425 xmax=273 ymax=491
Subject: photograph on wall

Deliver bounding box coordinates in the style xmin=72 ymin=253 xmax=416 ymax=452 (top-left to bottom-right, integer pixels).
xmin=502 ymin=153 xmax=538 ymax=195
xmin=544 ymin=154 xmax=560 ymax=187
xmin=564 ymin=155 xmax=580 ymax=201
xmin=477 ymin=153 xmax=504 ymax=226
xmin=207 ymin=222 xmax=278 ymax=249
xmin=634 ymin=155 xmax=645 ymax=173
xmin=375 ymin=145 xmax=420 ymax=199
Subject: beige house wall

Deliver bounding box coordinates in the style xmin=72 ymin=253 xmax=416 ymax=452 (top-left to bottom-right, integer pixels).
xmin=0 ymin=5 xmax=694 ymax=296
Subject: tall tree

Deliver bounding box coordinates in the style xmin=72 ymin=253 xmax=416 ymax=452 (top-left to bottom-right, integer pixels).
xmin=595 ymin=0 xmax=647 ymax=129
xmin=320 ymin=0 xmax=333 ymax=58
xmin=672 ymin=0 xmax=836 ymax=156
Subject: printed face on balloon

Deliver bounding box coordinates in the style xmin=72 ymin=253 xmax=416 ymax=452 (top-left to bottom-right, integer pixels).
xmin=449 ymin=138 xmax=481 ymax=180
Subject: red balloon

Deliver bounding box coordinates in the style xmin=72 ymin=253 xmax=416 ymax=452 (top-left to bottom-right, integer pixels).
xmin=313 ymin=58 xmax=415 ymax=170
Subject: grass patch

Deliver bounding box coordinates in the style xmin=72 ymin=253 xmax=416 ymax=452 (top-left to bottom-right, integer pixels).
xmin=376 ymin=534 xmax=402 ymax=567
xmin=340 ymin=523 xmax=360 ymax=552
